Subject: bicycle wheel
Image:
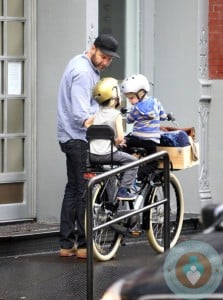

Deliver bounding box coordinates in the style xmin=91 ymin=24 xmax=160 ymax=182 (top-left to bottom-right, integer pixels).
xmin=86 ymin=181 xmax=123 ymax=261
xmin=147 ymin=172 xmax=184 ymax=253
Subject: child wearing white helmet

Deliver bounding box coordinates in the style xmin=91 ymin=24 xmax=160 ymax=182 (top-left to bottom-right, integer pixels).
xmin=121 ymin=74 xmax=168 ymax=175
xmin=89 ymin=77 xmax=138 ymax=201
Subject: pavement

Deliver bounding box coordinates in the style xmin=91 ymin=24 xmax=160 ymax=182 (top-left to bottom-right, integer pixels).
xmin=0 ymin=218 xmax=201 ymax=300
xmin=0 ymin=238 xmax=159 ymax=300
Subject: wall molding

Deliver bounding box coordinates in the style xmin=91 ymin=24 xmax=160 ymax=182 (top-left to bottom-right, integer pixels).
xmin=198 ymin=0 xmax=212 ymax=207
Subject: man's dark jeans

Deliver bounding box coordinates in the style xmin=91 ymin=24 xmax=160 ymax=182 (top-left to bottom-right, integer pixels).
xmin=59 ymin=139 xmax=88 ymax=249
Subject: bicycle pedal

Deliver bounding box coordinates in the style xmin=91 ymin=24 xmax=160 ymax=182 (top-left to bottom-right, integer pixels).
xmin=129 ymin=230 xmax=142 ymax=237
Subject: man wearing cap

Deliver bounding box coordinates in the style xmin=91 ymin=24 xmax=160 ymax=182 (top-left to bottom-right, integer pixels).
xmin=57 ymin=34 xmax=120 ymax=259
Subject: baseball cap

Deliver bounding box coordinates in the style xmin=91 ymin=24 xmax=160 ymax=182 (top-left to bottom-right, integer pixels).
xmin=94 ymin=34 xmax=120 ymax=58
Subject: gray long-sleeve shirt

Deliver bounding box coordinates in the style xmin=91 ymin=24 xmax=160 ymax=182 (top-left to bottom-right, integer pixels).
xmin=57 ymin=53 xmax=100 ymax=143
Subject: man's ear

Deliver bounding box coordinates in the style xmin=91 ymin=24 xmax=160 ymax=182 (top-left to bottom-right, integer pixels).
xmin=88 ymin=45 xmax=96 ymax=56
xmin=91 ymin=45 xmax=97 ymax=52
xmin=86 ymin=45 xmax=96 ymax=59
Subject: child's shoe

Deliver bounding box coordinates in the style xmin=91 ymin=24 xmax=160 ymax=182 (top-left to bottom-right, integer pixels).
xmin=116 ymin=187 xmax=137 ymax=201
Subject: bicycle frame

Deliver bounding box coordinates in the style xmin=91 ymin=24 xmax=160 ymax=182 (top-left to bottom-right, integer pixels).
xmin=86 ymin=151 xmax=171 ymax=300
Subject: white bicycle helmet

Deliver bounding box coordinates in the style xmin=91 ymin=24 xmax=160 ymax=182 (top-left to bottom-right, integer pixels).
xmin=93 ymin=77 xmax=121 ymax=107
xmin=121 ymin=74 xmax=150 ymax=95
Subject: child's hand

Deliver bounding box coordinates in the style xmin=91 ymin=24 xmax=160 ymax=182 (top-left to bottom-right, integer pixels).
xmin=120 ymin=108 xmax=129 ymax=114
xmin=167 ymin=112 xmax=176 ymax=121
xmin=119 ymin=139 xmax=127 ymax=147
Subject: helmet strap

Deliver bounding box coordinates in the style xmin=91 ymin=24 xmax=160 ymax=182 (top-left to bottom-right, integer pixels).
xmin=137 ymin=90 xmax=147 ymax=101
xmin=114 ymin=98 xmax=120 ymax=108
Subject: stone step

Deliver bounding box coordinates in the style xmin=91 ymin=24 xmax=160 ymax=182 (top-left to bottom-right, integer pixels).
xmin=0 ymin=215 xmax=202 ymax=258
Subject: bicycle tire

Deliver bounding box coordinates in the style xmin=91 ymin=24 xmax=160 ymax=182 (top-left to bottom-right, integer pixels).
xmin=86 ymin=182 xmax=123 ymax=261
xmin=147 ymin=172 xmax=184 ymax=253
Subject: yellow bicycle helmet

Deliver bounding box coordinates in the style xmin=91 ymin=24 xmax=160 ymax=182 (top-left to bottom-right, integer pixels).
xmin=93 ymin=77 xmax=121 ymax=106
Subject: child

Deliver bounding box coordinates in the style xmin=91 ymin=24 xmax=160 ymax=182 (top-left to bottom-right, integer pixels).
xmin=121 ymin=74 xmax=169 ymax=177
xmin=88 ymin=77 xmax=138 ymax=201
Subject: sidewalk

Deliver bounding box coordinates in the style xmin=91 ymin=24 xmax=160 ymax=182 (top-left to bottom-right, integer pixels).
xmin=0 ymin=237 xmax=159 ymax=300
xmin=0 ymin=217 xmax=202 ymax=300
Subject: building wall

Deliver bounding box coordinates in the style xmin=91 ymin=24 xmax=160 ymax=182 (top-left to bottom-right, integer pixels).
xmin=209 ymin=0 xmax=223 ymax=79
xmin=34 ymin=0 xmax=223 ymax=223
xmin=209 ymin=80 xmax=223 ymax=204
xmin=152 ymin=0 xmax=223 ymax=212
xmin=36 ymin=0 xmax=97 ymax=222
xmin=153 ymin=0 xmax=201 ymax=214
xmin=208 ymin=0 xmax=223 ymax=204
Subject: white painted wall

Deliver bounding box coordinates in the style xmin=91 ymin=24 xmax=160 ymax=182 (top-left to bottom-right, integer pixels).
xmin=35 ymin=0 xmax=223 ymax=223
xmin=209 ymin=81 xmax=223 ymax=205
xmin=36 ymin=0 xmax=98 ymax=222
xmin=153 ymin=0 xmax=201 ymax=214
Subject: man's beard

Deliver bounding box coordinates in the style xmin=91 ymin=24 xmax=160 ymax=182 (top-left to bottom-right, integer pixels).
xmin=91 ymin=54 xmax=106 ymax=70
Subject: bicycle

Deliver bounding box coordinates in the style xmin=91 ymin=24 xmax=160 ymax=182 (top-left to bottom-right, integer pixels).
xmin=85 ymin=125 xmax=184 ymax=261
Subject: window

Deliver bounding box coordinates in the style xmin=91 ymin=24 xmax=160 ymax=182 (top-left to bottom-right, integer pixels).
xmin=0 ymin=0 xmax=34 ymax=214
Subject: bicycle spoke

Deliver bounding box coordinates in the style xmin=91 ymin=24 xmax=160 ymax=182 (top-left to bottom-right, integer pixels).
xmin=86 ymin=180 xmax=122 ymax=261
xmin=148 ymin=172 xmax=184 ymax=253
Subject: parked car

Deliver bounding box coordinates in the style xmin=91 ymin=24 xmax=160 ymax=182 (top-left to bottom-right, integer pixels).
xmin=101 ymin=204 xmax=223 ymax=300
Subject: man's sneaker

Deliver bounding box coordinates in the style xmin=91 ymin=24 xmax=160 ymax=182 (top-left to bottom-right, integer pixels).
xmin=116 ymin=187 xmax=137 ymax=201
xmin=59 ymin=245 xmax=77 ymax=257
xmin=77 ymin=248 xmax=87 ymax=259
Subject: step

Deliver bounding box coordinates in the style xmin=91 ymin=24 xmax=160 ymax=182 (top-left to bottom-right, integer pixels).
xmin=0 ymin=214 xmax=202 ymax=257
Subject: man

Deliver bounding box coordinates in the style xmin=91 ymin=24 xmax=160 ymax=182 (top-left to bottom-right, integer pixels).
xmin=57 ymin=34 xmax=120 ymax=259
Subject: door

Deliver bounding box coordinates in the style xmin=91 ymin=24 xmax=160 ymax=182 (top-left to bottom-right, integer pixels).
xmin=0 ymin=0 xmax=36 ymax=221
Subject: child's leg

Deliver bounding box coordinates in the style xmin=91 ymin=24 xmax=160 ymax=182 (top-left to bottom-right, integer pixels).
xmin=113 ymin=151 xmax=138 ymax=188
